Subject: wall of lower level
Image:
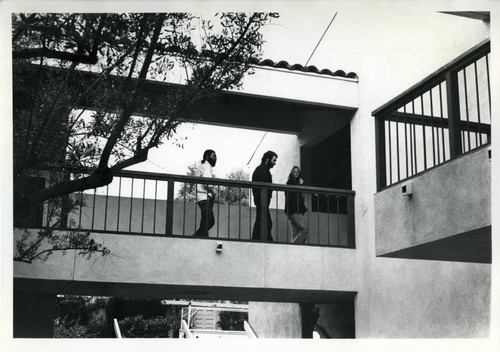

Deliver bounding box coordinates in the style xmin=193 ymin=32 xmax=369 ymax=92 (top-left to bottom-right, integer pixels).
xmin=248 ymin=302 xmax=301 ymax=338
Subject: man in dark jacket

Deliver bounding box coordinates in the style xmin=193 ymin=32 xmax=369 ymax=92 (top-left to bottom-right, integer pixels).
xmin=251 ymin=151 xmax=277 ymax=241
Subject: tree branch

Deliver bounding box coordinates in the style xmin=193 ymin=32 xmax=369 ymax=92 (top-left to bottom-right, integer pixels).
xmin=98 ymin=13 xmax=166 ymax=170
xmin=32 ymin=169 xmax=113 ymax=204
xmin=13 ymin=48 xmax=98 ymax=64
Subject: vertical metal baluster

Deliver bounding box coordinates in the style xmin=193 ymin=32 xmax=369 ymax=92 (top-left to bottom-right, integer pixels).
xmin=430 ymin=89 xmax=437 ymax=165
xmin=316 ymin=194 xmax=320 ymax=245
xmin=217 ymin=184 xmax=220 ymax=238
xmin=129 ymin=178 xmax=134 ymax=233
xmin=463 ymin=69 xmax=471 ymax=151
xmin=396 ymin=116 xmax=400 ymax=182
xmin=387 ymin=120 xmax=392 ymax=185
xmin=286 ymin=193 xmax=289 ymax=242
xmin=194 ymin=184 xmax=198 ymax=235
xmin=228 ymin=186 xmax=231 ymax=238
xmin=104 ymin=184 xmax=110 ymax=231
xmin=141 ymin=179 xmax=146 ymax=234
xmin=275 ymin=191 xmax=278 ymax=242
xmin=76 ymin=173 xmax=83 ymax=229
xmin=183 ymin=182 xmax=187 ymax=236
xmin=421 ymin=96 xmax=427 ymax=170
xmin=78 ymin=191 xmax=83 ymax=229
xmin=408 ymin=101 xmax=415 ymax=176
xmin=307 ymin=193 xmax=311 ymax=239
xmin=238 ymin=187 xmax=242 ymax=240
xmin=153 ymin=180 xmax=158 ymax=234
xmin=326 ymin=194 xmax=330 ymax=245
xmin=249 ymin=191 xmax=252 ymax=240
xmin=91 ymin=187 xmax=97 ymax=231
xmin=474 ymin=61 xmax=482 ymax=146
xmin=486 ymin=54 xmax=491 ymax=120
xmin=439 ymin=83 xmax=446 ymax=160
xmin=117 ymin=177 xmax=122 ymax=232
xmin=411 ymin=100 xmax=417 ymax=174
xmin=336 ymin=196 xmax=340 ymax=246
xmin=295 ymin=190 xmax=300 ymax=243
xmin=403 ymin=105 xmax=409 ymax=178
xmin=47 ymin=170 xmax=52 ymax=227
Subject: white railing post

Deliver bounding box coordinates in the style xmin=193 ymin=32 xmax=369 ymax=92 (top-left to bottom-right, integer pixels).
xmin=244 ymin=321 xmax=258 ymax=338
xmin=181 ymin=319 xmax=195 ymax=338
xmin=113 ymin=318 xmax=122 ymax=338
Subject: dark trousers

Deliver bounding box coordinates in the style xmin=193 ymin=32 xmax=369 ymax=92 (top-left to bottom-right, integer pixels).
xmin=252 ymin=199 xmax=273 ymax=242
xmin=193 ymin=197 xmax=215 ymax=237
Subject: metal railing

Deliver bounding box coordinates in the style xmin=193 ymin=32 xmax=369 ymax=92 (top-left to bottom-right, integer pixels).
xmin=35 ymin=169 xmax=355 ymax=248
xmin=373 ymin=39 xmax=491 ymax=191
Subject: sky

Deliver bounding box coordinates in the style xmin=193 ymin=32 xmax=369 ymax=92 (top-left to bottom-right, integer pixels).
xmin=125 ymin=122 xmax=297 ymax=181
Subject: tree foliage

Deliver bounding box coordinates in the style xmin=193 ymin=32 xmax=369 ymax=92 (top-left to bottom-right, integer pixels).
xmin=53 ymin=295 xmax=181 ymax=338
xmin=219 ymin=168 xmax=250 ymax=206
xmin=12 ymin=12 xmax=278 ymax=262
xmin=176 ymin=164 xmax=249 ymax=205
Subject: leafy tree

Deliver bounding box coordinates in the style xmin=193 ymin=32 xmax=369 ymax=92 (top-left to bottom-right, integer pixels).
xmin=219 ymin=168 xmax=250 ymax=206
xmin=218 ymin=311 xmax=248 ymax=331
xmin=118 ymin=315 xmax=171 ymax=338
xmin=54 ymin=295 xmax=112 ymax=338
xmin=176 ymin=162 xmax=198 ymax=202
xmin=13 ymin=12 xmax=279 ymax=262
xmin=176 ymin=165 xmax=249 ymax=205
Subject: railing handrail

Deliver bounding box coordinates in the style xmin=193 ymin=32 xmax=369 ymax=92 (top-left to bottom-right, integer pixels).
xmin=39 ymin=166 xmax=355 ymax=196
xmin=114 ymin=170 xmax=356 ymax=197
xmin=372 ymin=38 xmax=490 ymax=116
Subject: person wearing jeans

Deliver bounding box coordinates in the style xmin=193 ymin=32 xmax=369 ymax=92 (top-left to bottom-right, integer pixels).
xmin=193 ymin=149 xmax=217 ymax=237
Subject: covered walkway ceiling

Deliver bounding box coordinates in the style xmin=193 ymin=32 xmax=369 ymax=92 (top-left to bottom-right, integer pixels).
xmin=17 ymin=64 xmax=357 ymax=145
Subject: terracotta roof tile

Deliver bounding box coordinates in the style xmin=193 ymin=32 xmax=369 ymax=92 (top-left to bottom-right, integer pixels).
xmin=165 ymin=46 xmax=358 ymax=79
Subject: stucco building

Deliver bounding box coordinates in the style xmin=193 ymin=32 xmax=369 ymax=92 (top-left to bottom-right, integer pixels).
xmin=11 ymin=7 xmax=493 ymax=341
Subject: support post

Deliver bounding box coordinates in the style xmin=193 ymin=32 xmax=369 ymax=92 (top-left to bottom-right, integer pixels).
xmin=166 ymin=178 xmax=174 ymax=236
xmin=375 ymin=115 xmax=387 ymax=191
xmin=346 ymin=195 xmax=356 ymax=248
xmin=446 ymin=70 xmax=463 ymax=158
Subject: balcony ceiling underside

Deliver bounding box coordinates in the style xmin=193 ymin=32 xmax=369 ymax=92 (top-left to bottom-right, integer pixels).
xmin=14 ymin=278 xmax=356 ymax=304
xmin=378 ymin=226 xmax=491 ymax=264
xmin=18 ymin=64 xmax=355 ymax=140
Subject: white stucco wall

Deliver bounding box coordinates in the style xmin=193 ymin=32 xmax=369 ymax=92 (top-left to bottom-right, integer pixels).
xmin=343 ymin=8 xmax=491 ymax=337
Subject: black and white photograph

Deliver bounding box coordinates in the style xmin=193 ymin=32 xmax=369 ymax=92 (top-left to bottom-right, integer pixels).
xmin=1 ymin=0 xmax=499 ymax=351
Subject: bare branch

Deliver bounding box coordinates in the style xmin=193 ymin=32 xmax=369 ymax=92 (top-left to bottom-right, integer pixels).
xmin=13 ymin=48 xmax=99 ymax=64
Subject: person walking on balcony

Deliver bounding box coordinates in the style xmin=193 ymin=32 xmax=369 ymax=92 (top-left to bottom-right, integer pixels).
xmin=285 ymin=166 xmax=309 ymax=244
xmin=193 ymin=149 xmax=217 ymax=237
xmin=251 ymin=151 xmax=277 ymax=242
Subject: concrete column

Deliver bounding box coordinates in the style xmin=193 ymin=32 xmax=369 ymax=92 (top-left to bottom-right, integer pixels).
xmin=14 ymin=291 xmax=57 ymax=338
xmin=300 ymin=146 xmax=313 ymax=186
xmin=299 ymin=303 xmax=316 ymax=338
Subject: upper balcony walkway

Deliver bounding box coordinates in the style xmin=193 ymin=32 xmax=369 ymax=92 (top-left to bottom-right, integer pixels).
xmin=14 ymin=169 xmax=358 ymax=303
xmin=372 ymin=39 xmax=491 ymax=263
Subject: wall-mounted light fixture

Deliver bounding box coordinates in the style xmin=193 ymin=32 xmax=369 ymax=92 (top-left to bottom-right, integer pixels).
xmin=216 ymin=242 xmax=223 ymax=253
xmin=402 ymin=182 xmax=413 ymax=197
